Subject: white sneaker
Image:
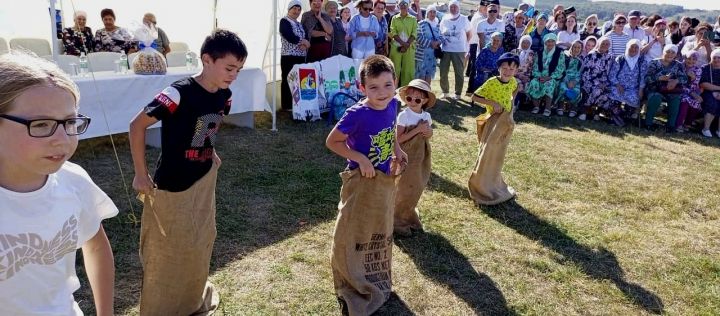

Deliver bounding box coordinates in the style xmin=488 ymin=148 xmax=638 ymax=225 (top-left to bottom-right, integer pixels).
xmin=578 ymin=114 xmax=587 ymax=121
xmin=702 ymin=129 xmax=713 ymax=137
xmin=453 ymin=94 xmax=461 ymax=100
xmin=531 ymin=106 xmax=540 ymax=114
xmin=716 ymin=130 xmax=720 ymax=138
xmin=543 ymin=109 xmax=551 ymax=117
xmin=557 ymin=109 xmax=564 ymax=116
xmin=440 ymin=93 xmax=449 ymax=100
xmin=593 ymin=114 xmax=601 ymax=121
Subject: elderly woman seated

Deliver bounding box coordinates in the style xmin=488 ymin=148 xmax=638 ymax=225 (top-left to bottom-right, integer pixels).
xmin=526 ymin=33 xmax=566 ymax=116
xmin=699 ymin=49 xmax=720 ymax=137
xmin=643 ymin=44 xmax=688 ymax=132
xmin=61 ymin=10 xmax=93 ymax=56
xmin=607 ymin=39 xmax=647 ymax=125
xmin=93 ymin=8 xmax=137 ymax=54
xmin=142 ymin=13 xmax=171 ymax=56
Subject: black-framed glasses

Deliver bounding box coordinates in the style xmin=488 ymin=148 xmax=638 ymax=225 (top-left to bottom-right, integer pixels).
xmin=0 ymin=114 xmax=91 ymax=137
xmin=405 ymin=96 xmax=425 ymax=104
xmin=362 ymin=6 xmax=372 ymax=11
xmin=489 ymin=10 xmax=498 ymax=13
xmin=616 ymin=20 xmax=627 ymax=25
xmin=587 ymin=22 xmax=596 ymax=26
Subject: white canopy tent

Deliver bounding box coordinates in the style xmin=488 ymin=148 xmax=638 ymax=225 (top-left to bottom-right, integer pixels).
xmin=0 ymin=0 xmax=311 ymax=131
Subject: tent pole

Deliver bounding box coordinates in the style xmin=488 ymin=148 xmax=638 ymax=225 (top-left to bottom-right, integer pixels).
xmin=271 ymin=0 xmax=278 ymax=131
xmin=49 ymin=0 xmax=59 ymax=62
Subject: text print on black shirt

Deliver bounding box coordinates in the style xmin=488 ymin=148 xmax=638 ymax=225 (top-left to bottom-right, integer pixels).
xmin=145 ymin=77 xmax=232 ymax=192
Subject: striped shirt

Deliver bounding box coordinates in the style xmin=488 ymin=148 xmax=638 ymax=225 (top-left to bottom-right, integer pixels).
xmin=606 ymin=32 xmax=630 ymax=58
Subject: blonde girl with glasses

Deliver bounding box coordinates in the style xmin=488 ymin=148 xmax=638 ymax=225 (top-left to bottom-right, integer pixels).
xmin=0 ymin=53 xmax=118 ymax=315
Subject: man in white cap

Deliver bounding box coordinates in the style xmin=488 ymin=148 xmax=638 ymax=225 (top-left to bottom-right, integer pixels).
xmin=439 ymin=0 xmax=472 ymax=100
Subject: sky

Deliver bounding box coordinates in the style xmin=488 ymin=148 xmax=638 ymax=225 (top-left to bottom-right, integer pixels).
xmin=591 ymin=0 xmax=720 ymax=11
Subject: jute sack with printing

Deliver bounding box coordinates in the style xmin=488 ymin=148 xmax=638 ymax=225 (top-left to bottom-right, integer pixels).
xmin=468 ymin=111 xmax=516 ymax=205
xmin=139 ymin=162 xmax=220 ymax=316
xmin=393 ymin=123 xmax=431 ymax=235
xmin=331 ymin=169 xmax=396 ymax=316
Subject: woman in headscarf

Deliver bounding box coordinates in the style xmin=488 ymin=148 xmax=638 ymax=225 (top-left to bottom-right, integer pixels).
xmin=61 ymin=10 xmax=93 ymax=56
xmin=555 ymin=40 xmax=583 ymax=117
xmin=608 ymin=39 xmax=647 ymax=125
xmin=676 ymin=50 xmax=703 ymax=132
xmin=644 ymin=44 xmax=688 ymax=131
xmin=513 ymin=35 xmax=535 ymax=109
xmin=324 ymin=1 xmax=348 ymax=57
xmin=472 ymin=32 xmax=505 ymax=92
xmin=415 ymin=5 xmax=444 ymax=84
xmin=526 ymin=33 xmax=566 ymax=116
xmin=582 ymin=36 xmax=597 ymax=57
xmin=503 ymin=10 xmax=526 ymax=53
xmin=280 ymin=0 xmax=310 ymax=110
xmin=529 ymin=13 xmax=551 ymax=53
xmin=578 ymin=36 xmax=613 ymax=121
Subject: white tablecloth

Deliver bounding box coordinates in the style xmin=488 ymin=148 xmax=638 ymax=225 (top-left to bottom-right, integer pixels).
xmin=75 ymin=67 xmax=269 ymax=139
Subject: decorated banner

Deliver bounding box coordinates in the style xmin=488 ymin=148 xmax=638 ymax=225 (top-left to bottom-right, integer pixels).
xmin=288 ymin=55 xmax=364 ymax=121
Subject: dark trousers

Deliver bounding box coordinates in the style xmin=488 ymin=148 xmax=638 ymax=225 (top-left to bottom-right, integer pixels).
xmin=465 ymin=43 xmax=477 ymax=78
xmin=281 ymin=55 xmax=307 ymax=110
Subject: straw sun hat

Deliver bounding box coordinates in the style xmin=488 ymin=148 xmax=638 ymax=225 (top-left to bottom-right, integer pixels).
xmin=397 ymin=79 xmax=437 ymax=109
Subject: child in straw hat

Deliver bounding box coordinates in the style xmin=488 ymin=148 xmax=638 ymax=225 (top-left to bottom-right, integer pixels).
xmin=394 ymin=79 xmax=436 ymax=236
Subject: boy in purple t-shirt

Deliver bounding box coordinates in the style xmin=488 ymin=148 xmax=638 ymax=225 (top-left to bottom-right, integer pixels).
xmin=327 ymin=55 xmax=407 ymax=176
xmin=325 ymin=55 xmax=408 ymax=315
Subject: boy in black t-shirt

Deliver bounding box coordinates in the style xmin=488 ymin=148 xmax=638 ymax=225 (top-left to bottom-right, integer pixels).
xmin=129 ymin=29 xmax=247 ymax=315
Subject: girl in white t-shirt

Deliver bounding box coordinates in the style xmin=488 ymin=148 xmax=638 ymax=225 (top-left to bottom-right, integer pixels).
xmin=0 ymin=53 xmax=118 ymax=315
xmin=394 ymin=79 xmax=435 ymax=237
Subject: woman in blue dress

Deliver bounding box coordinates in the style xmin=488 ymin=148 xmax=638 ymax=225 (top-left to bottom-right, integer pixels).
xmin=608 ymin=39 xmax=647 ymax=125
xmin=473 ymin=32 xmax=505 ymax=91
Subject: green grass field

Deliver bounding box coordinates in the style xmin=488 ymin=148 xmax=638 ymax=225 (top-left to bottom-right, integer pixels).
xmin=70 ymin=76 xmax=720 ymax=315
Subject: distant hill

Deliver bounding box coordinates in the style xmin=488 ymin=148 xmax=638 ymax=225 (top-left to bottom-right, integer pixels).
xmin=422 ymin=0 xmax=720 ymax=24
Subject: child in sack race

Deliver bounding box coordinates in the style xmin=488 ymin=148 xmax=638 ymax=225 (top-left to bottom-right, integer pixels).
xmin=325 ymin=55 xmax=408 ymax=316
xmin=469 ymin=52 xmax=521 ymax=206
xmin=129 ymin=29 xmax=247 ymax=316
xmin=394 ymin=79 xmax=436 ymax=237
xmin=0 ymin=53 xmax=118 ymax=315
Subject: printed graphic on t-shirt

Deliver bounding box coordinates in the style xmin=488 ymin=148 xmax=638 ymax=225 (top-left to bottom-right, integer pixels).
xmin=0 ymin=216 xmax=78 ymax=281
xmin=368 ymin=127 xmax=394 ymax=167
xmin=186 ymin=112 xmax=223 ymax=162
xmin=154 ymin=86 xmax=181 ymax=114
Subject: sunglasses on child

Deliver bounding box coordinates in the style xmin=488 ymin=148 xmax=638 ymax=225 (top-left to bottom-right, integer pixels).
xmin=405 ymin=96 xmax=426 ymax=104
xmin=0 ymin=114 xmax=91 ymax=137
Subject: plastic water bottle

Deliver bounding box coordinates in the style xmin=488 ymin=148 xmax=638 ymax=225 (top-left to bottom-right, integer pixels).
xmin=185 ymin=51 xmax=194 ymax=70
xmin=79 ymin=52 xmax=89 ymax=76
xmin=119 ymin=51 xmax=128 ymax=73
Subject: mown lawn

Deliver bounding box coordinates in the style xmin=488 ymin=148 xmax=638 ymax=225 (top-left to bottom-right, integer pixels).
xmin=70 ymin=79 xmax=720 ymax=315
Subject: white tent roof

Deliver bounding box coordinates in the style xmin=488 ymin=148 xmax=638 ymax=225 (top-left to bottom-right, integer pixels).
xmin=0 ymin=0 xmax=309 ymax=81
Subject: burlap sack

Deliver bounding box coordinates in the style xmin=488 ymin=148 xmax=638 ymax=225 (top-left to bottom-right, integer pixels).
xmin=394 ymin=124 xmax=431 ymax=236
xmin=139 ymin=163 xmax=220 ymax=316
xmin=331 ymin=169 xmax=396 ymax=316
xmin=468 ymin=111 xmax=516 ymax=205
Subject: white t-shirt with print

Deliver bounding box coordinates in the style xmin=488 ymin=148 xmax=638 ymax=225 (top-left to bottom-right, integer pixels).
xmin=397 ymin=107 xmax=432 ymax=127
xmin=0 ymin=162 xmax=118 ymax=316
xmin=469 ymin=12 xmax=487 ymax=45
xmin=477 ymin=19 xmax=505 ymax=44
xmin=440 ymin=15 xmax=472 ymax=53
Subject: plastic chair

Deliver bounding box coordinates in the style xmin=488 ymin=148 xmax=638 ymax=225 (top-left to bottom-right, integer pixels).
xmin=87 ymin=52 xmax=121 ymax=72
xmin=165 ymin=51 xmax=187 ymax=67
xmin=9 ymin=38 xmax=51 ymax=56
xmin=55 ymin=55 xmax=80 ymax=75
xmin=0 ymin=37 xmax=9 ymax=55
xmin=169 ymin=42 xmax=189 ymax=52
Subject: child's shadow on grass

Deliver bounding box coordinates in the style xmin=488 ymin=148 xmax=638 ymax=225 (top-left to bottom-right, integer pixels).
xmin=372 ymin=292 xmax=416 ymax=316
xmin=483 ymin=200 xmax=665 ymax=314
xmin=428 ymin=173 xmax=664 ymax=314
xmin=395 ymin=231 xmax=514 ymax=316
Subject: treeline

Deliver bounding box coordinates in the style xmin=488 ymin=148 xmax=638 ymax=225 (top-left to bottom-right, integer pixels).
xmin=496 ymin=0 xmax=719 ymax=23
